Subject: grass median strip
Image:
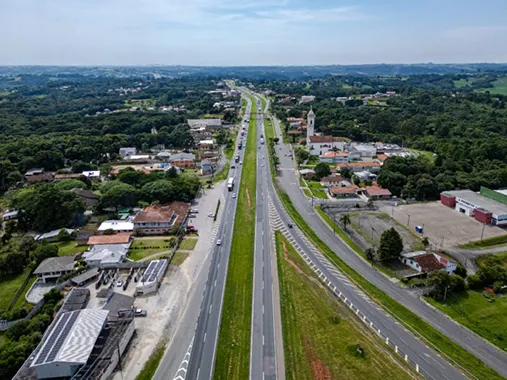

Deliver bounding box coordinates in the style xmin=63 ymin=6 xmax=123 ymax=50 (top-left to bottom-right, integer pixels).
xmin=275 ymin=231 xmax=415 ymax=380
xmin=276 ymin=189 xmax=503 ymax=380
xmin=135 ymin=342 xmax=167 ymax=380
xmin=213 ymin=95 xmax=257 ymax=380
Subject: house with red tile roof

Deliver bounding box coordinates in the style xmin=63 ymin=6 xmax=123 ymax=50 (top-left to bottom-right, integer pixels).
xmin=328 ymin=185 xmax=359 ymax=198
xmin=133 ymin=201 xmax=190 ymax=235
xmin=337 ymin=161 xmax=382 ymax=173
xmin=319 ymin=151 xmax=349 ymax=164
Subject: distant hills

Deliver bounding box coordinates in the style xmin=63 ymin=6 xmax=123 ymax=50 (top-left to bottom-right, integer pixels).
xmin=0 ymin=63 xmax=507 ymax=80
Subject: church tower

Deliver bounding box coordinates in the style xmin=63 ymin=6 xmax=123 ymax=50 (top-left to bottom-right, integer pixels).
xmin=307 ymin=107 xmax=315 ymax=146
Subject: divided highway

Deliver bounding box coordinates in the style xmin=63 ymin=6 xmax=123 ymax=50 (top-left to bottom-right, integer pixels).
xmin=183 ymin=96 xmax=252 ymax=380
xmin=250 ymin=98 xmax=280 ymax=380
xmin=269 ymin=114 xmax=507 ymax=379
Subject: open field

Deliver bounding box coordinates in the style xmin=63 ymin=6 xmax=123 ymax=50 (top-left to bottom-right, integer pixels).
xmin=214 ymin=95 xmax=257 ymax=380
xmin=478 ymin=76 xmax=507 ymax=95
xmin=129 ymin=239 xmax=171 ymax=261
xmin=426 ymin=291 xmax=507 ymax=351
xmin=275 ymin=231 xmax=414 ymax=380
xmin=306 ymin=180 xmax=328 ymax=199
xmin=55 ymin=241 xmax=89 ymax=256
xmin=0 ymin=267 xmax=33 ymax=313
xmin=276 ymin=190 xmax=503 ymax=379
xmin=178 ymin=238 xmax=197 ymax=250
xmin=476 ymin=252 xmax=507 ymax=269
xmin=382 ymin=201 xmax=505 ymax=249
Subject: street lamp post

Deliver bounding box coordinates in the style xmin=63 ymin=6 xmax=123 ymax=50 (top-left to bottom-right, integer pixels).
xmin=407 ymin=214 xmax=411 ymax=227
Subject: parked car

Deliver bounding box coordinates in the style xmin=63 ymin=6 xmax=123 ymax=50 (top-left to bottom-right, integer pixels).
xmin=135 ymin=309 xmax=147 ymax=317
xmin=188 ymin=214 xmax=197 ymax=218
xmin=190 ymin=208 xmax=199 ymax=213
xmin=116 ymin=280 xmax=124 ymax=287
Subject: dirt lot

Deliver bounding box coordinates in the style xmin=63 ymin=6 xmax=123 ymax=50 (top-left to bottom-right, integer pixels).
xmin=347 ymin=212 xmax=423 ymax=252
xmin=380 ymin=201 xmax=506 ymax=249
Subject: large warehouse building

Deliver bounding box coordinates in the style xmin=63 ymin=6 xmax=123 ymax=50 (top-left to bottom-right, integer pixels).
xmin=440 ymin=187 xmax=507 ymax=226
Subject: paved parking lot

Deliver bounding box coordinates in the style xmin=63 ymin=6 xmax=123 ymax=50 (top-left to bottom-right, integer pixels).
xmin=382 ymin=201 xmax=506 ymax=249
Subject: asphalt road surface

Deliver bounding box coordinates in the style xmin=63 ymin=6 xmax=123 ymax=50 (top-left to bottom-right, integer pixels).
xmin=156 ymin=96 xmax=252 ymax=380
xmin=269 ymin=113 xmax=507 ymax=378
xmin=250 ymin=98 xmax=278 ymax=380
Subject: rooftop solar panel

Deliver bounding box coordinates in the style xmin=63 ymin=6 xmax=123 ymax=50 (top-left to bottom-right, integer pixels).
xmin=34 ymin=312 xmax=73 ymax=365
xmin=46 ymin=311 xmax=79 ymax=362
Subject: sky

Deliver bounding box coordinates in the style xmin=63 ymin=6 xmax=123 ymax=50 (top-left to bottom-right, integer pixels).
xmin=0 ymin=0 xmax=506 ymax=65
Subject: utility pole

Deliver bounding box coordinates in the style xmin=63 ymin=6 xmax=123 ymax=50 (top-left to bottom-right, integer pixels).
xmin=444 ymin=286 xmax=450 ymax=303
xmin=407 ymin=214 xmax=411 ymax=227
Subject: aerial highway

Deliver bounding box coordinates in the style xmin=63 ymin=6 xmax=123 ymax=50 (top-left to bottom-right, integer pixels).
xmin=154 ymin=96 xmax=252 ymax=380
xmin=250 ymin=98 xmax=281 ymax=380
xmin=243 ymin=91 xmax=465 ymax=379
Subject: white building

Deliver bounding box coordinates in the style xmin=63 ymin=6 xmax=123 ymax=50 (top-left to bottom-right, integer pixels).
xmin=319 ymin=151 xmax=349 ymax=164
xmin=119 ymin=147 xmax=137 ymax=158
xmin=306 ymin=107 xmax=346 ymax=155
xmin=136 ymin=259 xmax=168 ymax=295
xmin=30 ymin=309 xmax=109 ymax=379
xmin=98 ymin=220 xmax=134 ymax=233
xmin=82 ymin=243 xmax=131 ymax=267
xmin=400 ymin=251 xmax=457 ymax=274
xmin=81 ymin=170 xmax=100 ymax=178
xmin=348 ymin=143 xmax=377 ymax=159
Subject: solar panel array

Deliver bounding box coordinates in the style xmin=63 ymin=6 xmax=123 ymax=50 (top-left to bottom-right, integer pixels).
xmin=34 ymin=311 xmax=79 ymax=365
xmin=141 ymin=259 xmax=167 ymax=283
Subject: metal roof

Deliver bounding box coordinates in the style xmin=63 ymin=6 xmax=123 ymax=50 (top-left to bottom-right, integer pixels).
xmin=140 ymin=259 xmax=168 ymax=284
xmin=34 ymin=256 xmax=75 ymax=275
xmin=31 ymin=309 xmax=108 ymax=367
xmin=444 ymin=189 xmax=507 ymax=216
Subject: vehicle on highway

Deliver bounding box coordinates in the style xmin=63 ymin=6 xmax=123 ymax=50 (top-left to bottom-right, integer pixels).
xmin=207 ymin=212 xmax=214 ymax=218
xmin=232 ymin=193 xmax=236 ymax=198
xmin=240 ymin=161 xmax=243 ymax=164
xmin=217 ymin=239 xmax=222 ymax=245
xmin=190 ymin=208 xmax=199 ymax=213
xmin=231 ymin=165 xmax=236 ymax=169
xmin=116 ymin=280 xmax=124 ymax=287
xmin=288 ymin=223 xmax=293 ymax=228
xmin=227 ymin=177 xmax=235 ymax=191
xmin=135 ymin=309 xmax=147 ymax=317
xmin=188 ymin=214 xmax=197 ymax=218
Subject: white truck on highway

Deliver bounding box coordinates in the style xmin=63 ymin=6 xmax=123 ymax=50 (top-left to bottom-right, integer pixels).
xmin=227 ymin=177 xmax=234 ymax=191
xmin=260 ymin=137 xmax=265 ymax=144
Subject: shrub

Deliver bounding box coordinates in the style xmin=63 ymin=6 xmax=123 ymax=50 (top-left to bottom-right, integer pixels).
xmin=467 ymin=274 xmax=482 ymax=290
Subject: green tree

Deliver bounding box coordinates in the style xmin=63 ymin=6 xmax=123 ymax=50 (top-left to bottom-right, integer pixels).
xmin=57 ymin=228 xmax=72 ymax=242
xmin=340 ymin=214 xmax=351 ymax=231
xmin=365 ymin=247 xmax=375 ymax=263
xmin=378 ymin=227 xmax=403 ymax=261
xmin=427 ymin=270 xmax=451 ymax=300
xmin=54 ymin=179 xmax=87 ymax=191
xmin=31 ymin=242 xmax=59 ymax=266
xmin=142 ymin=180 xmax=176 ymax=203
xmin=100 ymin=183 xmax=138 ymax=211
xmin=314 ymin=162 xmax=331 ymax=180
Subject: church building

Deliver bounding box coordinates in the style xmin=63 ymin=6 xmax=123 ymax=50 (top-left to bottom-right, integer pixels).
xmin=306 ymin=107 xmax=345 ymax=156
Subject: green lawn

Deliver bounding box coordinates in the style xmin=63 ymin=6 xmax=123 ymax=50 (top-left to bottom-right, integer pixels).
xmin=426 ymin=291 xmax=507 ymax=351
xmin=214 ymin=94 xmax=257 ymax=380
xmin=0 ymin=267 xmax=33 ymax=313
xmin=135 ymin=342 xmax=166 ymax=380
xmin=478 ymin=76 xmax=507 ymax=96
xmin=170 ymin=251 xmax=189 ymax=266
xmin=179 ymin=238 xmax=197 ymax=250
xmin=460 ymin=234 xmax=507 ymax=249
xmin=302 ymin=188 xmax=312 ymax=198
xmin=276 ymin=232 xmax=413 ymax=380
xmin=476 ymin=252 xmax=507 ymax=269
xmin=454 ymin=79 xmax=471 ymax=88
xmin=275 ymin=193 xmax=503 ymax=380
xmin=129 ymin=239 xmax=172 ymax=261
xmin=311 ymin=188 xmax=328 ymax=199
xmin=54 ymin=241 xmax=88 ymax=256
xmin=212 ymin=162 xmax=230 ymax=184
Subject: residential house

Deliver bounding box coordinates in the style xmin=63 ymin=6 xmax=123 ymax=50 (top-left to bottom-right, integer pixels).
xmin=300 ymin=95 xmax=315 ymax=103
xmin=54 ymin=173 xmax=83 ymax=181
xmin=201 ymin=160 xmax=214 ymax=175
xmin=82 ymin=243 xmax=131 ymax=267
xmin=328 ymin=185 xmax=359 ymax=198
xmin=25 ymin=169 xmax=55 ymax=184
xmin=119 ymin=147 xmax=137 ymax=158
xmin=299 ymin=169 xmax=316 ymax=180
xmin=201 ymin=151 xmax=218 ymax=159
xmin=361 ymin=185 xmax=392 ymax=200
xmin=319 ymin=151 xmax=349 ymax=164
xmin=319 ymin=176 xmax=344 ymax=187
xmin=76 ymin=230 xmax=95 ymax=245
xmin=71 ymin=188 xmax=100 ymax=209
xmin=34 ymin=256 xmax=75 ymax=283
xmin=355 ymin=170 xmax=377 ymax=181
xmin=87 ymin=232 xmax=132 ymax=246
xmin=81 ymin=171 xmax=100 ymax=179
xmin=199 ymin=140 xmax=214 ymax=150
xmin=308 ymin=136 xmax=346 ymax=156
xmin=133 ymin=202 xmax=190 ymax=235
xmin=400 ymin=251 xmax=456 ymax=275
xmin=169 ymin=153 xmax=196 ymax=169
xmin=156 ymin=151 xmax=172 ymax=160
xmin=98 ymin=221 xmax=134 ymax=233
xmin=337 ymin=161 xmax=382 ymax=173
xmin=187 ymin=119 xmax=222 ymax=130
xmin=25 ymin=168 xmax=45 ymax=177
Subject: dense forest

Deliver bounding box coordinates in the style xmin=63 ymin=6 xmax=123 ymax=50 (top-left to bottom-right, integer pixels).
xmin=261 ymin=75 xmax=507 ymax=200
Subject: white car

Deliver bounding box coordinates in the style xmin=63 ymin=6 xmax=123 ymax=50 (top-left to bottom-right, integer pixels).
xmin=232 ymin=193 xmax=236 ymax=198
xmin=116 ymin=280 xmax=124 ymax=287
xmin=207 ymin=213 xmax=214 ymax=218
xmin=240 ymin=161 xmax=243 ymax=165
xmin=217 ymin=239 xmax=222 ymax=245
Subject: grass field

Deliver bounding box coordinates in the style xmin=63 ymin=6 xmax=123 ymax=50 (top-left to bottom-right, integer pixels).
xmin=170 ymin=251 xmax=189 ymax=266
xmin=55 ymin=241 xmax=88 ymax=256
xmin=478 ymin=76 xmax=507 ymax=96
xmin=426 ymin=291 xmax=507 ymax=351
xmin=476 ymin=252 xmax=507 ymax=269
xmin=214 ymin=95 xmax=257 ymax=380
xmin=460 ymin=234 xmax=507 ymax=249
xmin=453 ymin=79 xmax=471 ymax=88
xmin=0 ymin=267 xmax=33 ymax=313
xmin=135 ymin=342 xmax=166 ymax=380
xmin=275 ymin=192 xmax=503 ymax=380
xmin=129 ymin=239 xmax=171 ymax=261
xmin=179 ymin=238 xmax=197 ymax=250
xmin=275 ymin=231 xmax=413 ymax=380
xmin=212 ymin=162 xmax=230 ymax=184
